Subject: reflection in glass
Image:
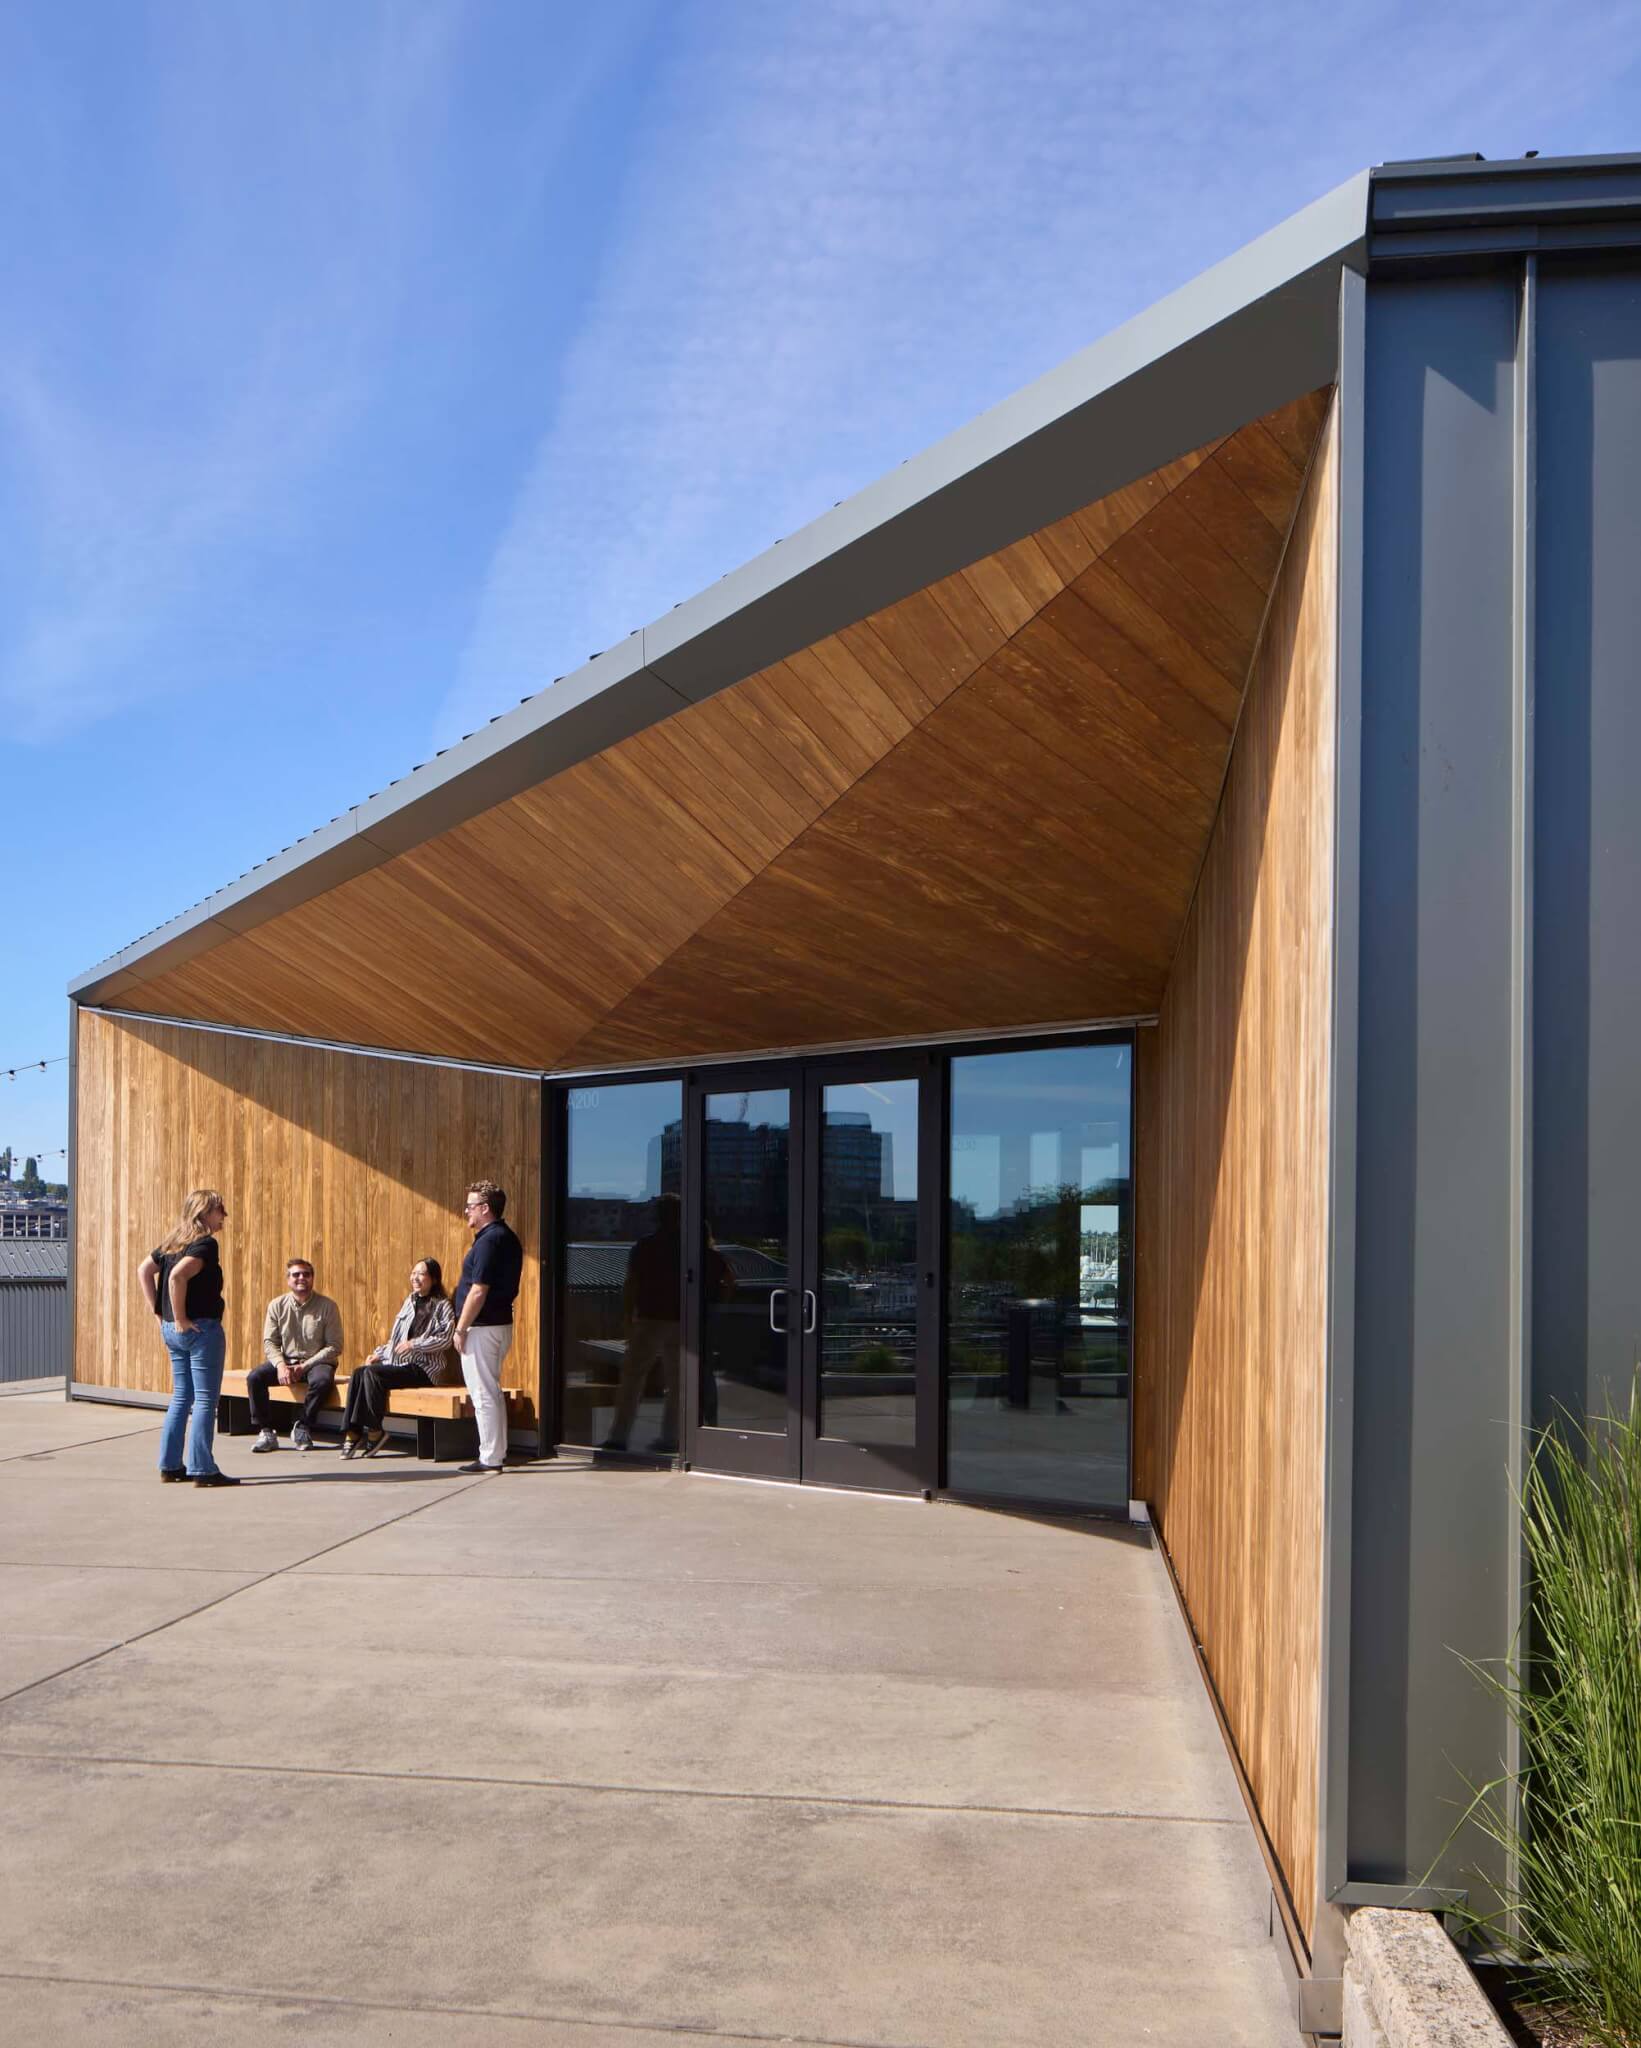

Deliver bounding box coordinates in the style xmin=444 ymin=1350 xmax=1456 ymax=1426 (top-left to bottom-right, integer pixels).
xmin=817 ymin=1079 xmax=918 ymax=1448
xmin=946 ymin=1043 xmax=1131 ymax=1509
xmin=563 ymin=1080 xmax=682 ymax=1451
xmin=702 ymin=1090 xmax=788 ymax=1434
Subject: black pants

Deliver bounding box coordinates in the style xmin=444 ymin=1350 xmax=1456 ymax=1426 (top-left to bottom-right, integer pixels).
xmin=342 ymin=1361 xmax=433 ymax=1434
xmin=246 ymin=1360 xmax=337 ymax=1431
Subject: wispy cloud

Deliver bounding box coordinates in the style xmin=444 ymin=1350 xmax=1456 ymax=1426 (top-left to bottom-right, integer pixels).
xmin=0 ymin=1 xmax=469 ymax=743
xmin=443 ymin=0 xmax=1641 ymax=748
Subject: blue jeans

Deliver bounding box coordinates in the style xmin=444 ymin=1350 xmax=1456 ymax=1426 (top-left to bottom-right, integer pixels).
xmin=159 ymin=1319 xmax=227 ymax=1477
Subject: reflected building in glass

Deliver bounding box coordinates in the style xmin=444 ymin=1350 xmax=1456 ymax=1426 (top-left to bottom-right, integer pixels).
xmin=946 ymin=1043 xmax=1131 ymax=1512
xmin=562 ymin=1080 xmax=683 ymax=1453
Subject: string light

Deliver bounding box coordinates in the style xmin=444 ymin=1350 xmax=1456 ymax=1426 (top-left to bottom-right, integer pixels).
xmin=3 ymin=1055 xmax=65 ymax=1082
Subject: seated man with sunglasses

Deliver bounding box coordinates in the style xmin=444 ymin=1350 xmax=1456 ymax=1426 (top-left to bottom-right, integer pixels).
xmin=245 ymin=1258 xmax=344 ymax=1452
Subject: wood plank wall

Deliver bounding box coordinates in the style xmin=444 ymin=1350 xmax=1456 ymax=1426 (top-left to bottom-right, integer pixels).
xmin=74 ymin=1011 xmax=540 ymax=1416
xmin=1133 ymin=397 xmax=1337 ymax=1947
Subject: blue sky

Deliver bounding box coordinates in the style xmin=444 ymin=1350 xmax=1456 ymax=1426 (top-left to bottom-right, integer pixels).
xmin=8 ymin=0 xmax=1640 ymax=1172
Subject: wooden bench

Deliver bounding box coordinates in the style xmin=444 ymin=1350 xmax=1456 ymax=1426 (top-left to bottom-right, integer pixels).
xmin=217 ymin=1371 xmax=526 ymax=1462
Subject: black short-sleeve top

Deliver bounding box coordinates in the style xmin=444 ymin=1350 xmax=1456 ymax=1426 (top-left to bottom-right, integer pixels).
xmin=151 ymin=1236 xmax=225 ymax=1322
xmin=454 ymin=1220 xmax=523 ymax=1327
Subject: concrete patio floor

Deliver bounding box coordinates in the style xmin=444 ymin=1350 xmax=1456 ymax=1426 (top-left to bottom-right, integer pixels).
xmin=0 ymin=1385 xmax=1296 ymax=2045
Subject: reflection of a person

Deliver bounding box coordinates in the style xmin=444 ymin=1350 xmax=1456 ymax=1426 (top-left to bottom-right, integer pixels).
xmin=697 ymin=1217 xmax=736 ymax=1431
xmin=601 ymin=1195 xmax=733 ymax=1451
xmin=603 ymin=1193 xmax=683 ymax=1454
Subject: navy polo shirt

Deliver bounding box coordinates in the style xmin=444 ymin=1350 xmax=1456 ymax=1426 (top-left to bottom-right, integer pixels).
xmin=454 ymin=1218 xmax=523 ymax=1326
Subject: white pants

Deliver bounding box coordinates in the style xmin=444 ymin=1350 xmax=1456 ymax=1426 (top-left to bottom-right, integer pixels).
xmin=460 ymin=1323 xmax=513 ymax=1468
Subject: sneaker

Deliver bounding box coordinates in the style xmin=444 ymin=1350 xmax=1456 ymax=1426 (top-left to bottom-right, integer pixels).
xmin=251 ymin=1429 xmax=278 ymax=1453
xmin=456 ymin=1461 xmax=504 ymax=1474
xmin=292 ymin=1421 xmax=314 ymax=1451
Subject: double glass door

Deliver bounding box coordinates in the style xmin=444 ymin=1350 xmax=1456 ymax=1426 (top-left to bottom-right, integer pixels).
xmin=686 ymin=1057 xmax=935 ymax=1492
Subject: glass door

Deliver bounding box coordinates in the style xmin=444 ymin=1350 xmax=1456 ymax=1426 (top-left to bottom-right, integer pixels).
xmin=686 ymin=1068 xmax=802 ymax=1480
xmin=685 ymin=1056 xmax=936 ymax=1492
xmin=800 ymin=1061 xmax=935 ymax=1493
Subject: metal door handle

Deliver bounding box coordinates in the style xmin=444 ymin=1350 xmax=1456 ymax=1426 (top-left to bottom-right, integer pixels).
xmin=768 ymin=1288 xmax=788 ymax=1333
xmin=802 ymin=1288 xmax=817 ymax=1334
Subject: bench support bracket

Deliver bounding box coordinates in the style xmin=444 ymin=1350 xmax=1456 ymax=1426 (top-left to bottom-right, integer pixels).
xmin=418 ymin=1415 xmax=480 ymax=1463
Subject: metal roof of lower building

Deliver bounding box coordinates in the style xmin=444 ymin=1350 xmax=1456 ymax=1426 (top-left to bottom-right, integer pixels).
xmin=0 ymin=1242 xmax=70 ymax=1281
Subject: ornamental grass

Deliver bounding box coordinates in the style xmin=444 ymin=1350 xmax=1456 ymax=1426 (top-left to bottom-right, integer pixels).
xmin=1462 ymin=1376 xmax=1641 ymax=2048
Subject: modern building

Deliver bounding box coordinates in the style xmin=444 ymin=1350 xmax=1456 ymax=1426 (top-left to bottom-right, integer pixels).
xmin=0 ymin=1199 xmax=69 ymax=1240
xmin=64 ymin=153 xmax=1641 ymax=2034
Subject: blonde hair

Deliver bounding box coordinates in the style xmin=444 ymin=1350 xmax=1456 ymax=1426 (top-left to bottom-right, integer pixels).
xmin=157 ymin=1188 xmax=226 ymax=1256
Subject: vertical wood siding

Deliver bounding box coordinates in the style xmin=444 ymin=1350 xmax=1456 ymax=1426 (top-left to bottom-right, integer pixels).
xmin=74 ymin=1012 xmax=540 ymax=1414
xmin=1134 ymin=399 xmax=1338 ymax=1945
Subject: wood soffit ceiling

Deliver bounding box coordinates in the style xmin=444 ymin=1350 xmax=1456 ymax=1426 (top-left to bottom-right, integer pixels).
xmin=112 ymin=388 xmax=1332 ymax=1071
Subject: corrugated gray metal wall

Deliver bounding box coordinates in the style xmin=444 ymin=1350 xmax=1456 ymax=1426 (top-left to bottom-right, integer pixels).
xmin=0 ymin=1282 xmax=67 ymax=1383
xmin=1532 ymin=264 xmax=1641 ymax=1437
xmin=1346 ymin=253 xmax=1641 ymax=1908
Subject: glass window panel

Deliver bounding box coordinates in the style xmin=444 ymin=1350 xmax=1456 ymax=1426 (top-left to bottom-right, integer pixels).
xmin=946 ymin=1043 xmax=1131 ymax=1510
xmin=701 ymin=1089 xmax=791 ymax=1434
xmin=562 ymin=1080 xmax=682 ymax=1452
xmin=817 ymin=1078 xmax=918 ymax=1448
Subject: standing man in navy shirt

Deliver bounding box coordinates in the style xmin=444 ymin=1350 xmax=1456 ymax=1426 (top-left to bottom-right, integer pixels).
xmin=452 ymin=1179 xmax=523 ymax=1473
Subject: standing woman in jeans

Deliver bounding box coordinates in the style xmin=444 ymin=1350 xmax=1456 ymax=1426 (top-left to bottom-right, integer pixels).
xmin=138 ymin=1189 xmax=240 ymax=1489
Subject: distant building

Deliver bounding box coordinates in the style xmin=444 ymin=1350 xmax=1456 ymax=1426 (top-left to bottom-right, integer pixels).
xmin=0 ymin=1200 xmax=68 ymax=1241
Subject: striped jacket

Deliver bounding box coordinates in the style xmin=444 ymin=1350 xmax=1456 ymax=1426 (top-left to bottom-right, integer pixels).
xmin=368 ymin=1293 xmax=458 ymax=1386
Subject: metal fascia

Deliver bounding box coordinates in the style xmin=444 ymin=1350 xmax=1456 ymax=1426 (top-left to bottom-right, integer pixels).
xmin=1314 ymin=263 xmax=1367 ymax=1974
xmin=68 ymin=171 xmax=1370 ymax=1005
xmin=1368 ymin=154 xmax=1641 ymax=271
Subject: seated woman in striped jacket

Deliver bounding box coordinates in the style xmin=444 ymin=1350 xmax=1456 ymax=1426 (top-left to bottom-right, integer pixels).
xmin=340 ymin=1258 xmax=458 ymax=1457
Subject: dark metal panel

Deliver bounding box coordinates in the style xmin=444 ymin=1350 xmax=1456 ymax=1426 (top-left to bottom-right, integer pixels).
xmin=1532 ymin=262 xmax=1641 ymax=1433
xmin=1349 ymin=271 xmax=1519 ymax=1899
xmin=1372 ymin=158 xmax=1641 ymax=234
xmin=1504 ymin=258 xmax=1539 ymax=1907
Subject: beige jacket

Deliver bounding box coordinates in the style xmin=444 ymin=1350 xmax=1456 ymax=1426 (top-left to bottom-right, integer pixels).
xmin=261 ymin=1292 xmax=343 ymax=1372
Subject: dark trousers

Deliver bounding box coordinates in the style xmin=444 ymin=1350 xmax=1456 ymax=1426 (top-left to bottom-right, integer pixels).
xmin=246 ymin=1360 xmax=337 ymax=1431
xmin=342 ymin=1361 xmax=432 ymax=1434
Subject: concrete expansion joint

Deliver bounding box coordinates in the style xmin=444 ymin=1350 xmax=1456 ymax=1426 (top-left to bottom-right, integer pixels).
xmin=0 ymin=1460 xmax=483 ymax=1711
xmin=0 ymin=1967 xmax=884 ymax=2048
xmin=0 ymin=1744 xmax=1245 ymax=1832
xmin=1342 ymin=1909 xmax=1511 ymax=2047
xmin=0 ymin=1421 xmax=162 ymax=1466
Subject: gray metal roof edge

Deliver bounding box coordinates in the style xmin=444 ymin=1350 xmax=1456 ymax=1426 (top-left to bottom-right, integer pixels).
xmin=71 ymin=164 xmax=1375 ymax=1002
xmin=1369 ymin=151 xmax=1641 ymax=241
